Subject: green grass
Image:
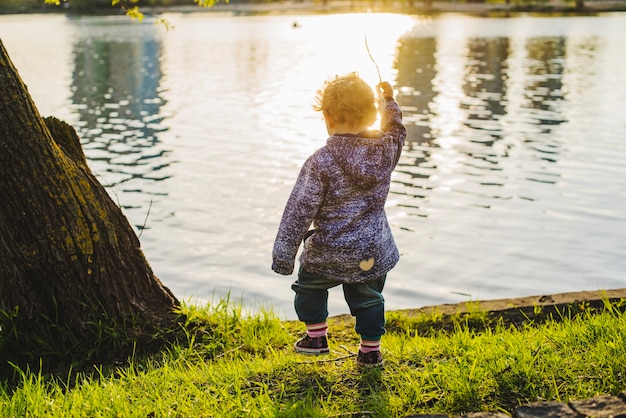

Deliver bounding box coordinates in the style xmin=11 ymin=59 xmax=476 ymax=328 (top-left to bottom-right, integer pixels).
xmin=1 ymin=299 xmax=625 ymax=417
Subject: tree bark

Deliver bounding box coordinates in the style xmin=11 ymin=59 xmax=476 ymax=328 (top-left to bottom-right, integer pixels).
xmin=0 ymin=39 xmax=181 ymax=369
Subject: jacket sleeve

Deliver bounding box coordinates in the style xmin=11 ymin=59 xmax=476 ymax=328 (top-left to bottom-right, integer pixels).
xmin=379 ymin=98 xmax=406 ymax=166
xmin=272 ymin=154 xmax=326 ymax=275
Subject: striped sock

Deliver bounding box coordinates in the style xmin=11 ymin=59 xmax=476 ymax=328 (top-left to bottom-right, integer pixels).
xmin=359 ymin=339 xmax=381 ymax=353
xmin=306 ymin=322 xmax=328 ymax=338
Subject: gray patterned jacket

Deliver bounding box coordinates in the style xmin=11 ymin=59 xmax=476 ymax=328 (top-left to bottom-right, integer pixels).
xmin=272 ymin=97 xmax=406 ymax=283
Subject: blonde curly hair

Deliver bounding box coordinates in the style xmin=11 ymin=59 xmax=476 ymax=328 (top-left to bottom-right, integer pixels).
xmin=313 ymin=72 xmax=377 ymax=129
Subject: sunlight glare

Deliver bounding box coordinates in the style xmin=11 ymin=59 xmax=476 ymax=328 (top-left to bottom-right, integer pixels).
xmin=303 ymin=13 xmax=416 ymax=130
xmin=429 ymin=16 xmax=473 ymax=177
xmin=264 ymin=13 xmax=415 ymax=138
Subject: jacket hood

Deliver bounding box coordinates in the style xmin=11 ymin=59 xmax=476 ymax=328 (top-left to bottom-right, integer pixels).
xmin=326 ymin=131 xmax=393 ymax=190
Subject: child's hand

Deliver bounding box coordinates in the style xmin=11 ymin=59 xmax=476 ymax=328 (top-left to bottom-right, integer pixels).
xmin=377 ymin=82 xmax=394 ymax=100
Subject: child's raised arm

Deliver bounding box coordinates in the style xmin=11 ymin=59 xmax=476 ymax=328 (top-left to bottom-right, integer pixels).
xmin=376 ymin=81 xmax=394 ymax=101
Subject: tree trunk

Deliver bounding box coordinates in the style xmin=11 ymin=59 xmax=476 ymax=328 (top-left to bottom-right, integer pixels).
xmin=0 ymin=39 xmax=182 ymax=370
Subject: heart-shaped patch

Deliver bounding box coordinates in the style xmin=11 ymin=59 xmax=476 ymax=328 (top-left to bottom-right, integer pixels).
xmin=359 ymin=258 xmax=375 ymax=271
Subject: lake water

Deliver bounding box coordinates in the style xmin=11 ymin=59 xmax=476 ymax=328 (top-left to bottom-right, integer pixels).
xmin=1 ymin=11 xmax=625 ymax=319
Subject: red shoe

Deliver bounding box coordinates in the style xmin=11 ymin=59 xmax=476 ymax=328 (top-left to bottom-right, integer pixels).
xmin=294 ymin=335 xmax=329 ymax=355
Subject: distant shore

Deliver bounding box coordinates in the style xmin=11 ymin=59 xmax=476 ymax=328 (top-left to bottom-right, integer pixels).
xmin=3 ymin=0 xmax=624 ymax=18
xmin=144 ymin=0 xmax=626 ymax=16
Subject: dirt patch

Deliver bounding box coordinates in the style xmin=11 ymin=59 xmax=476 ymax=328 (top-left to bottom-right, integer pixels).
xmin=399 ymin=288 xmax=626 ymax=316
xmin=394 ymin=288 xmax=626 ymax=332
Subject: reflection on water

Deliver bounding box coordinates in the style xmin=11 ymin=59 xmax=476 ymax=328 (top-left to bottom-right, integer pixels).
xmin=394 ymin=36 xmax=436 ymax=218
xmin=1 ymin=13 xmax=625 ymax=318
xmin=69 ymin=19 xmax=172 ymax=231
xmin=392 ymin=29 xmax=570 ymax=221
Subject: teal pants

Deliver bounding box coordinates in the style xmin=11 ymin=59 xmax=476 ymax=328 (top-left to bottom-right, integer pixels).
xmin=292 ymin=268 xmax=386 ymax=340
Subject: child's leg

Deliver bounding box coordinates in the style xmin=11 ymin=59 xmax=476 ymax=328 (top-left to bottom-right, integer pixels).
xmin=342 ymin=275 xmax=386 ymax=338
xmin=291 ymin=268 xmax=340 ymax=324
xmin=291 ymin=268 xmax=340 ymax=354
xmin=342 ymin=275 xmax=386 ymax=365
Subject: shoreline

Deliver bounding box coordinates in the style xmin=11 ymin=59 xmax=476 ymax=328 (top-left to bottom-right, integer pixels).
xmin=324 ymin=287 xmax=626 ymax=329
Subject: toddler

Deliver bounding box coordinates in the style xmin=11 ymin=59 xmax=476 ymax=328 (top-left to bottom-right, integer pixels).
xmin=272 ymin=72 xmax=406 ymax=367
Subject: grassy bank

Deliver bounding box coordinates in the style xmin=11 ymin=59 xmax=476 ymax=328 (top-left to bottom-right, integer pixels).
xmin=1 ymin=297 xmax=625 ymax=417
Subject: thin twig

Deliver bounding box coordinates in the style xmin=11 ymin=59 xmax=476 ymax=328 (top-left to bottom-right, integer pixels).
xmin=364 ymin=34 xmax=382 ymax=83
xmin=339 ymin=344 xmax=354 ymax=354
xmin=214 ymin=344 xmax=245 ymax=359
xmin=295 ymin=353 xmax=355 ymax=364
xmin=137 ymin=197 xmax=153 ymax=238
xmin=327 ymin=412 xmax=375 ymax=417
